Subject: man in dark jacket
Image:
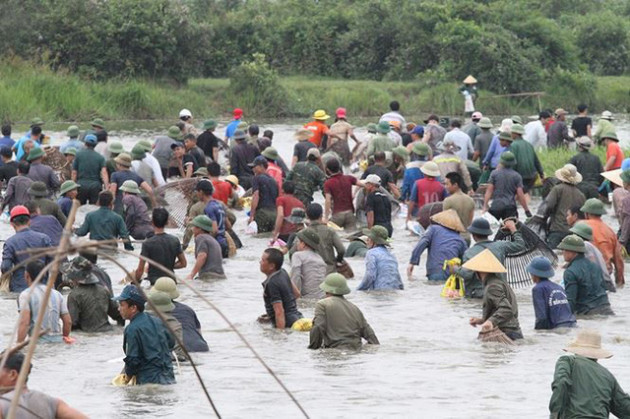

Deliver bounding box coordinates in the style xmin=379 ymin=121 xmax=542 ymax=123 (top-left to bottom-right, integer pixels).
xmin=558 ymin=234 xmax=614 ymax=315
xmin=258 ymin=248 xmax=302 ymax=328
xmin=113 ymin=284 xmax=175 ymax=385
xmin=24 ymin=200 xmax=63 ymax=246
xmin=569 ymin=136 xmax=603 ymax=188
xmin=230 ymin=130 xmax=260 ymax=190
xmin=527 ymin=256 xmax=576 ymax=329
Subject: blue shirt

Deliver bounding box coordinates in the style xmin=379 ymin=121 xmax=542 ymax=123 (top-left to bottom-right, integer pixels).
xmin=57 ymin=196 xmax=73 ymax=217
xmin=357 ymin=246 xmax=403 ymax=290
xmin=0 ymin=136 xmax=14 ymax=149
xmin=1 ymin=228 xmax=52 ymax=292
xmin=59 ymin=139 xmax=84 ymax=154
xmin=29 ymin=214 xmax=63 ymax=246
xmin=15 ymin=133 xmax=41 ymax=161
xmin=224 ymin=119 xmax=241 ymax=139
xmin=401 ymin=161 xmax=425 ymax=202
xmin=482 ymin=135 xmax=508 ymax=169
xmin=410 ymin=224 xmax=467 ymax=278
xmin=532 ymin=279 xmax=577 ymax=329
xmin=204 ymin=200 xmax=227 ymax=249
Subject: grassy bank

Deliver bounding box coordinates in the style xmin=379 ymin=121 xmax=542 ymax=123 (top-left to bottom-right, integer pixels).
xmin=538 ymin=146 xmax=630 ymax=175
xmin=0 ymin=60 xmax=628 ymax=123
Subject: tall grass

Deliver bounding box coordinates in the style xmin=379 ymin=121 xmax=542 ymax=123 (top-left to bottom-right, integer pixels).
xmin=536 ymin=146 xmax=630 ymax=175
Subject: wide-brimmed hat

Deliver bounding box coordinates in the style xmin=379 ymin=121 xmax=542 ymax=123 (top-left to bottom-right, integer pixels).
xmin=569 ymin=222 xmax=593 ymax=241
xmin=225 ymin=175 xmax=239 ymax=187
xmin=412 ymin=142 xmax=430 ymax=156
xmin=131 ymin=144 xmax=146 ymax=160
xmin=112 ymin=284 xmax=146 ymax=306
xmin=30 ymin=117 xmax=44 ymax=127
xmin=114 ymin=153 xmax=132 ymax=167
xmin=468 ymin=218 xmax=493 ymax=236
xmin=28 ymin=181 xmax=48 ymax=197
xmin=365 ymin=174 xmax=381 ymax=185
xmin=462 ymin=249 xmax=506 ymax=273
xmin=601 ymin=131 xmax=619 ymax=142
xmin=366 ymin=123 xmax=378 ymax=133
xmin=392 ymin=145 xmax=410 ymax=160
xmin=576 ymin=136 xmax=593 ymax=149
xmin=63 ymin=256 xmax=98 ymax=284
xmin=108 ymin=141 xmax=124 ymax=154
xmin=191 ymin=215 xmax=214 ymax=232
xmin=555 ymin=164 xmax=583 ymax=185
xmin=557 ymin=234 xmax=586 ymax=253
xmin=511 ymin=115 xmax=523 ymax=125
xmin=148 ymin=289 xmax=175 ymax=312
xmin=527 ymin=256 xmax=555 ymax=278
xmin=580 ymin=198 xmax=606 ymax=216
xmin=232 ymin=130 xmax=247 ymax=141
xmin=194 ymin=167 xmax=209 ymax=177
xmin=294 ymin=128 xmax=313 ymax=141
xmin=120 ymin=180 xmax=141 ymax=194
xmin=431 ymin=209 xmax=466 ymax=233
xmin=91 ymin=118 xmax=105 ymax=129
xmin=362 ymin=225 xmax=390 ymax=245
xmin=285 ymin=207 xmax=306 ymax=224
xmin=137 ymin=140 xmax=153 ymax=152
xmin=601 ymin=169 xmax=623 ymax=187
xmin=153 ymin=277 xmax=179 ymax=300
xmin=463 ymin=75 xmax=477 ymax=84
xmin=420 ymin=161 xmax=441 ymax=177
xmin=64 ymin=147 xmax=77 ymax=156
xmin=26 ymin=147 xmax=44 ymax=161
xmin=203 ymin=120 xmax=217 ymax=130
xmin=167 ymin=126 xmax=182 ymax=140
xmin=438 ymin=138 xmax=461 ymax=152
xmin=312 ymin=109 xmax=330 ymax=120
xmin=511 ymin=124 xmax=525 ymax=135
xmin=554 ymin=108 xmax=567 ymax=117
xmin=564 ymin=329 xmax=612 ymax=359
xmin=376 ymin=121 xmax=391 ymax=134
xmin=478 ymin=117 xmax=493 ymax=129
xmin=67 ymin=125 xmax=80 ymax=138
xmin=297 ymin=228 xmax=320 ymax=249
xmin=320 ymin=273 xmax=351 ymax=295
xmin=600 ymin=111 xmax=614 ymax=121
xmin=261 ymin=147 xmax=279 ymax=161
xmin=60 ymin=180 xmax=80 ymax=195
xmin=179 ymin=109 xmax=192 ymax=118
xmin=500 ymin=151 xmax=516 ymax=167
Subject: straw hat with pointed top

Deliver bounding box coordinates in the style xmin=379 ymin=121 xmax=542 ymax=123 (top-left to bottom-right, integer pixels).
xmin=564 ymin=329 xmax=612 ymax=359
xmin=601 ymin=169 xmax=623 ymax=187
xmin=461 ymin=248 xmax=507 ymax=273
xmin=555 ymin=164 xmax=582 ymax=185
xmin=463 ymin=75 xmax=477 ymax=84
xmin=430 ymin=209 xmax=466 ymax=233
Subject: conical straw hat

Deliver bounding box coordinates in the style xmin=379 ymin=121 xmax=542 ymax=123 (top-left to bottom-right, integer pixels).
xmin=463 ymin=75 xmax=477 ymax=84
xmin=461 ymin=249 xmax=506 ymax=273
xmin=601 ymin=169 xmax=623 ymax=187
xmin=430 ymin=209 xmax=466 ymax=233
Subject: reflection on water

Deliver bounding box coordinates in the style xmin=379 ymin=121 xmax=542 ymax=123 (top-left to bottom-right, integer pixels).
xmin=0 ymin=120 xmax=629 ymax=418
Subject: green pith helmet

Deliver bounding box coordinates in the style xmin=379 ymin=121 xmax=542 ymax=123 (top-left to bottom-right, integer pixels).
xmin=580 ymin=198 xmax=606 ymax=216
xmin=167 ymin=126 xmax=182 ymax=140
xmin=297 ymin=228 xmax=320 ymax=249
xmin=569 ymin=222 xmax=593 ymax=241
xmin=67 ymin=125 xmax=80 ymax=138
xmin=500 ymin=151 xmax=516 ymax=167
xmin=60 ymin=180 xmax=80 ymax=195
xmin=191 ymin=215 xmax=214 ymax=232
xmin=412 ymin=142 xmax=430 ymax=156
xmin=557 ymin=234 xmax=586 ymax=253
xmin=510 ymin=124 xmax=525 ymax=135
xmin=376 ymin=121 xmax=391 ymax=134
xmin=362 ymin=225 xmax=390 ymax=245
xmin=153 ymin=277 xmax=179 ymax=300
xmin=319 ymin=273 xmax=351 ymax=295
xmin=108 ymin=141 xmax=124 ymax=154
xmin=119 ymin=180 xmax=141 ymax=194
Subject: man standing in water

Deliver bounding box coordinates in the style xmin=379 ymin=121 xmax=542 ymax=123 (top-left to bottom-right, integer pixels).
xmin=113 ymin=284 xmax=175 ymax=385
xmin=258 ymin=248 xmax=302 ymax=329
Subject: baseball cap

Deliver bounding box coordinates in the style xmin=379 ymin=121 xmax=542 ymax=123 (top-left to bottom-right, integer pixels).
xmin=248 ymin=155 xmax=268 ymax=168
xmin=365 ymin=174 xmax=381 ymax=185
xmin=112 ymin=284 xmax=146 ymax=306
xmin=306 ymin=148 xmax=321 ymax=158
xmin=170 ymin=142 xmax=184 ymax=150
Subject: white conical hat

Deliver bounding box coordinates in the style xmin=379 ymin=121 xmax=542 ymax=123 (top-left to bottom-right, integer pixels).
xmin=463 ymin=75 xmax=478 ymax=84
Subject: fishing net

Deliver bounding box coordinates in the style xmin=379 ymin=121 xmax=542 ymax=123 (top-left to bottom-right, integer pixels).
xmin=42 ymin=146 xmax=67 ymax=178
xmin=478 ymin=327 xmax=514 ymax=345
xmin=155 ymin=178 xmax=199 ymax=230
xmin=494 ymin=222 xmax=558 ymax=288
xmin=417 ymin=202 xmax=443 ymax=229
xmin=524 ymin=200 xmax=549 ymax=242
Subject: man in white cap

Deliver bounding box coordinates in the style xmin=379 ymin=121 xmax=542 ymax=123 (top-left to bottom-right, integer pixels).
xmin=593 ymin=110 xmax=615 ymax=143
xmin=364 ymin=174 xmax=392 ymax=236
xmin=178 ymin=108 xmax=197 ymax=136
xmin=549 ymin=329 xmax=630 ymax=418
xmin=462 ymin=111 xmax=483 ymax=145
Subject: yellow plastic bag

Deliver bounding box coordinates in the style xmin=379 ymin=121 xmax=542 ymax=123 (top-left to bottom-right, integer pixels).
xmin=291 ymin=318 xmax=313 ymax=332
xmin=440 ymin=258 xmax=464 ymax=299
xmin=112 ymin=374 xmax=137 ymax=386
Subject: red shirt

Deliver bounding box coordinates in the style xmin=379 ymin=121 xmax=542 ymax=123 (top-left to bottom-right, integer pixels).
xmin=266 ymin=162 xmax=283 ymax=193
xmin=606 ymin=142 xmax=624 ymax=170
xmin=545 ymin=117 xmax=555 ymax=133
xmin=412 ymin=178 xmax=446 ymax=208
xmin=324 ymin=173 xmax=357 ymax=213
xmin=304 ymin=121 xmax=329 ymax=147
xmin=276 ymin=194 xmax=304 ymax=235
xmin=212 ymin=179 xmax=233 ymax=204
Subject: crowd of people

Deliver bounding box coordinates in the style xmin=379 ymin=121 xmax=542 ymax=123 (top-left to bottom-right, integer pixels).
xmin=0 ymin=102 xmax=629 ymax=418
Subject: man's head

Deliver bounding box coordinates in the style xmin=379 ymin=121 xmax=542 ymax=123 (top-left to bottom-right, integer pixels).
xmin=1 ymin=124 xmax=11 ymax=137
xmin=373 ymin=151 xmax=386 ymax=164
xmin=306 ymin=203 xmax=323 ymax=221
xmin=566 ymin=206 xmax=585 ymax=227
xmin=557 ymin=234 xmax=585 ymax=263
xmin=195 ymin=179 xmax=214 ymax=200
xmin=410 ymin=125 xmax=424 ymax=141
xmin=30 ymin=125 xmax=42 ymax=141
xmin=306 ymin=148 xmax=320 ymax=162
xmin=248 ymin=124 xmax=259 ymax=137
xmin=0 ymin=146 xmax=12 ymax=162
xmin=538 ymin=110 xmax=551 ymax=124
xmin=471 ymin=111 xmax=482 ymax=123
xmin=207 ymin=162 xmax=221 ymax=178
xmin=450 ymin=119 xmax=461 ymax=129
xmin=114 ymin=284 xmax=146 ymax=320
xmin=24 ymin=260 xmax=44 ymax=286
xmin=0 ymin=351 xmax=29 ymax=388
xmin=98 ymin=191 xmax=114 ymax=208
xmin=84 ymin=133 xmax=98 ymax=149
xmin=9 ymin=205 xmax=30 ymax=230
xmin=364 ymin=174 xmax=381 ymax=192
xmin=250 ymin=156 xmax=268 ymax=174
xmin=467 ymin=218 xmax=493 ymax=242
xmin=389 ymin=101 xmax=400 ymax=112
xmin=263 ymin=129 xmax=273 ymax=140
xmin=183 ymin=134 xmax=197 ymax=150
xmin=260 ymin=248 xmax=283 ymax=275
xmin=179 ymin=108 xmax=193 ymax=122
xmin=152 ymin=207 xmax=169 ymax=229
xmin=17 ymin=161 xmax=29 ymax=175
xmin=445 ymin=172 xmax=464 ymax=194
xmin=282 ymin=181 xmax=295 ymax=195
xmin=577 ymin=104 xmax=588 ymax=115
xmin=325 ymin=158 xmax=341 ymax=175
xmin=171 ymin=142 xmax=185 ymax=159
xmin=555 ymin=108 xmax=567 ymax=121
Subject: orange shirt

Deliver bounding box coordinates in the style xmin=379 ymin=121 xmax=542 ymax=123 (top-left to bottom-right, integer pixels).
xmin=266 ymin=162 xmax=283 ymax=193
xmin=212 ymin=179 xmax=233 ymax=204
xmin=606 ymin=142 xmax=624 ymax=170
xmin=304 ymin=121 xmax=329 ymax=147
xmin=585 ymin=218 xmax=619 ymax=269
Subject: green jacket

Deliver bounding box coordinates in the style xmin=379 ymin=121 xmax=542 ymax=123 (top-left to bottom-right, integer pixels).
xmin=482 ymin=274 xmax=522 ymax=335
xmin=550 ymin=355 xmax=630 ymax=418
xmin=593 ymin=119 xmax=614 ymax=142
xmin=75 ymin=206 xmax=130 ymax=243
xmin=563 ymin=254 xmax=610 ymax=315
xmin=510 ymin=138 xmax=544 ymax=180
xmin=545 ymin=183 xmax=585 ymax=233
xmin=286 ymin=161 xmax=325 ymax=206
xmin=366 ymin=134 xmax=393 ymax=158
xmin=33 ymin=197 xmax=67 ymax=226
xmin=460 ymin=231 xmax=526 ymax=298
xmin=309 ymin=295 xmax=379 ymax=350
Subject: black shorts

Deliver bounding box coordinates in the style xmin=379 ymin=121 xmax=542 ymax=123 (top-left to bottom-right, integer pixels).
xmin=489 ymin=206 xmax=518 ymax=221
xmin=522 ymin=178 xmax=536 ymax=193
xmin=77 ymin=184 xmax=101 ymax=205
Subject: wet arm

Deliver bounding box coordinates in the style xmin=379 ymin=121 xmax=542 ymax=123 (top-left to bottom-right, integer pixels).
xmin=459 ymin=161 xmax=473 ymax=190
xmin=67 ymin=295 xmax=81 ymax=329
xmin=56 ymin=399 xmax=89 ymax=419
xmin=272 ymin=205 xmax=284 ymax=239
xmin=100 ymin=167 xmax=109 ymax=188
xmin=410 ymin=229 xmax=432 ymax=265
xmin=612 ymin=242 xmax=624 ymax=285
xmin=534 ymin=153 xmax=544 ymax=178
xmin=332 ymin=232 xmax=345 ymax=261
xmin=362 ymin=321 xmax=380 ymax=345
xmin=516 ymin=187 xmax=530 ymax=214
xmin=61 ymin=313 xmax=71 ymax=338
xmin=74 ymin=217 xmax=90 ymax=237
xmin=273 ymin=302 xmax=286 ymax=329
xmin=174 ymin=251 xmax=187 ymax=269
xmin=124 ymin=331 xmax=143 ymax=377
xmin=17 ymin=309 xmax=31 ymax=342
xmin=140 ymin=181 xmax=156 ymax=208
xmin=188 ymin=251 xmax=207 ymax=280
xmin=134 ymin=259 xmax=146 ymax=281
xmin=249 ymin=191 xmax=260 ymax=221
xmin=290 ymin=260 xmax=303 ymax=294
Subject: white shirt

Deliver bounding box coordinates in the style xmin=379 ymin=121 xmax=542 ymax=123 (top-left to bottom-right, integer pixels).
xmin=524 ymin=120 xmax=547 ymax=149
xmin=387 ymin=131 xmax=402 ymax=146
xmin=444 ymin=128 xmax=473 ymax=161
xmin=379 ymin=111 xmax=407 ymax=132
xmin=135 ymin=153 xmax=166 ymax=186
